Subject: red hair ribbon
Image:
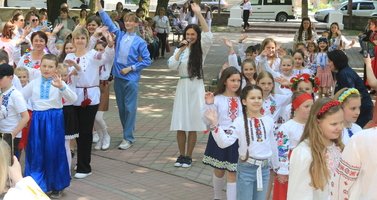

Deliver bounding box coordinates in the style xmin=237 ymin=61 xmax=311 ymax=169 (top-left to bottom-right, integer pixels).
xmin=317 ymin=100 xmax=341 ymax=118
xmin=292 ymin=93 xmax=312 ymax=110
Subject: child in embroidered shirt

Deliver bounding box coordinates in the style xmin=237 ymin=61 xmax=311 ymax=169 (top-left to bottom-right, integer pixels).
xmin=0 ymin=64 xmax=29 ymax=159
xmin=315 ymin=37 xmax=333 ymax=98
xmin=287 ymin=98 xmax=344 ymax=200
xmin=64 ymin=26 xmax=114 ymax=179
xmin=273 ymin=91 xmax=313 ymax=200
xmin=204 ymin=85 xmax=279 ymax=200
xmin=22 ymin=54 xmax=77 ymax=198
xmin=292 ymin=50 xmax=312 ymax=76
xmin=202 ymin=67 xmax=242 ymax=200
xmin=333 ymin=88 xmax=362 ymax=145
xmin=306 ymin=41 xmax=317 ymax=75
xmin=256 ymin=72 xmax=291 ymax=126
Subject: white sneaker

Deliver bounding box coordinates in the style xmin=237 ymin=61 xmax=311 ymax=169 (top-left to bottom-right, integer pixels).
xmin=102 ymin=134 xmax=111 ymax=150
xmin=118 ymin=140 xmax=132 ymax=150
xmin=74 ymin=172 xmax=92 ymax=179
xmin=92 ymin=132 xmax=99 ymax=143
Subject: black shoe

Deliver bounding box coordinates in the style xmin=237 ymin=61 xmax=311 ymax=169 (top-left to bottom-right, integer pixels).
xmin=182 ymin=156 xmax=192 ymax=168
xmin=174 ymin=155 xmax=185 ymax=167
xmin=50 ymin=190 xmax=62 ymax=199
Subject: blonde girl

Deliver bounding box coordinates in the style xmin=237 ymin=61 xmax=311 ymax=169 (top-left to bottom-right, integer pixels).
xmin=333 ymin=88 xmax=362 ymax=145
xmin=202 ymin=66 xmax=242 ymax=200
xmin=287 ymin=98 xmax=344 ymax=199
xmin=204 ymin=85 xmax=279 ymax=200
xmin=255 ymin=38 xmax=281 ymax=72
xmin=273 ymin=91 xmax=313 ymax=200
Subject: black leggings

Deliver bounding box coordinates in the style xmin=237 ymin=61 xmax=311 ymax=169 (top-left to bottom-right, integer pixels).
xmin=243 ymin=10 xmax=250 ymax=29
xmin=157 ymin=32 xmax=167 ymax=57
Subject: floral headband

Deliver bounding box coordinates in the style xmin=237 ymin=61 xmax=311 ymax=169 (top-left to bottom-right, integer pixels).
xmin=290 ymin=73 xmax=320 ymax=93
xmin=338 ymin=88 xmax=360 ymax=103
xmin=317 ymin=100 xmax=341 ymax=118
xmin=317 ymin=37 xmax=328 ymax=44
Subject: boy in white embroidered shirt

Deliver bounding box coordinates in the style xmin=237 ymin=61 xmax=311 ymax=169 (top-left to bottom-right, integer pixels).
xmin=22 ymin=54 xmax=77 ymax=198
xmin=0 ymin=64 xmax=29 ymax=159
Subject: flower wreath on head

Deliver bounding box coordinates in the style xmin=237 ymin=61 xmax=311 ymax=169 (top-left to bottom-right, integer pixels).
xmin=290 ymin=73 xmax=320 ymax=93
xmin=338 ymin=88 xmax=359 ymax=103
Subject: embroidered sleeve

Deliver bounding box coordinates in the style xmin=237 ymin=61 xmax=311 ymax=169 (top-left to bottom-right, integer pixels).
xmin=276 ymin=126 xmax=290 ymax=175
xmin=211 ymin=120 xmax=239 ymax=149
xmin=330 ymin=138 xmax=361 ymax=200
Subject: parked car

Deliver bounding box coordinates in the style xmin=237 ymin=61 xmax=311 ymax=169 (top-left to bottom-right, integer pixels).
xmin=246 ymin=0 xmax=295 ymax=22
xmin=314 ymin=0 xmax=377 ymax=22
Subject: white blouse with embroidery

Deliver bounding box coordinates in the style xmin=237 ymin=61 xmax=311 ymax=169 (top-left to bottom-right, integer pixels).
xmin=330 ymin=128 xmax=377 ymax=200
xmin=288 ymin=140 xmax=342 ymax=200
xmin=211 ymin=115 xmax=279 ymax=169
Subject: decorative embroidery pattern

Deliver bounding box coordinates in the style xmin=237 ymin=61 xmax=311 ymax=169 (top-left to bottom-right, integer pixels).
xmin=261 ymin=96 xmax=276 ymax=115
xmin=276 ymin=130 xmax=289 ymax=163
xmin=2 ymin=89 xmax=15 ymax=115
xmin=40 ymin=78 xmax=52 ymax=99
xmin=202 ymin=155 xmax=237 ymax=171
xmin=249 ymin=118 xmax=267 ymax=142
xmin=336 ymin=159 xmax=361 ymax=181
xmin=23 ymin=53 xmax=40 ymax=69
xmin=228 ymin=97 xmax=238 ymax=122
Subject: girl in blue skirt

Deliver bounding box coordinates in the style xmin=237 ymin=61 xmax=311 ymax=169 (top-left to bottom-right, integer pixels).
xmin=22 ymin=54 xmax=78 ymax=198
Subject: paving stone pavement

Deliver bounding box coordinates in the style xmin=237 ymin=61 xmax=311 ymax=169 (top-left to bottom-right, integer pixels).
xmin=60 ymin=32 xmax=364 ymax=200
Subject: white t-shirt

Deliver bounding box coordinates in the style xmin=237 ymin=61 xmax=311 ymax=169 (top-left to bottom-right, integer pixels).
xmin=0 ymin=86 xmax=27 ymax=138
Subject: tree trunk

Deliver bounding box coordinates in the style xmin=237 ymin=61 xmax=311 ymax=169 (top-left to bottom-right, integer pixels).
xmin=89 ymin=0 xmax=96 ymax=14
xmin=347 ymin=0 xmax=352 ymax=15
xmin=156 ymin=0 xmax=169 ymax=14
xmin=139 ymin=0 xmax=150 ymax=17
xmin=301 ymin=0 xmax=308 ymax=18
xmin=4 ymin=0 xmax=7 ymax=7
xmin=47 ymin=0 xmax=67 ymax=24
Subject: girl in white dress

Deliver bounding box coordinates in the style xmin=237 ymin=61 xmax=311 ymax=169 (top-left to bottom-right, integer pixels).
xmin=255 ymin=38 xmax=281 ymax=73
xmin=204 ymin=85 xmax=279 ymax=200
xmin=168 ymin=3 xmax=213 ymax=168
xmin=202 ymin=67 xmax=242 ymax=200
xmin=287 ymin=98 xmax=344 ymax=200
xmin=273 ymin=91 xmax=313 ymax=200
xmin=333 ymin=88 xmax=362 ymax=145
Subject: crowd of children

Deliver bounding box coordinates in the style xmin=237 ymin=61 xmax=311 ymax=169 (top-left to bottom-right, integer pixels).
xmin=199 ymin=21 xmax=376 ymax=200
xmin=0 ymin=1 xmax=376 ymax=200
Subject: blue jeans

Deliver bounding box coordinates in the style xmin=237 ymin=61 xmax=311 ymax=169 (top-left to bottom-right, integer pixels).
xmin=114 ymin=77 xmax=138 ymax=143
xmin=236 ymin=161 xmax=270 ymax=200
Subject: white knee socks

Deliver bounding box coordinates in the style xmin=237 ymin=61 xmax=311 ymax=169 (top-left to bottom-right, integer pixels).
xmin=213 ymin=174 xmax=225 ymax=199
xmin=226 ymin=182 xmax=236 ymax=200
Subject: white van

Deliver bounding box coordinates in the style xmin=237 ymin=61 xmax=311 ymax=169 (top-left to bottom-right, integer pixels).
xmin=248 ymin=0 xmax=295 ymax=22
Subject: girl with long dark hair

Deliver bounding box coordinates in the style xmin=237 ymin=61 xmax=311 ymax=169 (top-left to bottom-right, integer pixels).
xmin=168 ymin=2 xmax=213 ymax=168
